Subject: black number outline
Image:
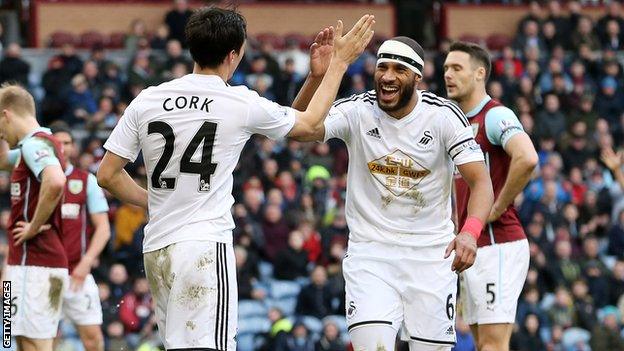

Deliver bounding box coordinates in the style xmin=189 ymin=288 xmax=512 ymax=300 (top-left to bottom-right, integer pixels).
xmin=179 ymin=121 xmax=218 ymax=192
xmin=147 ymin=121 xmax=177 ymax=190
xmin=446 ymin=293 xmax=454 ymax=320
xmin=147 ymin=121 xmax=219 ymax=192
xmin=486 ymin=283 xmax=496 ymax=305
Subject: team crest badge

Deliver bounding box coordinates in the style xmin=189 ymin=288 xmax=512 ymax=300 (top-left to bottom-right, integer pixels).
xmin=68 ymin=179 xmax=83 ymax=194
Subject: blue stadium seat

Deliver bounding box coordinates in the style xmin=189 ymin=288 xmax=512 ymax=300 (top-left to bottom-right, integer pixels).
xmin=236 ymin=333 xmax=255 ymax=351
xmin=300 ymin=315 xmax=323 ymax=335
xmin=238 ymin=299 xmax=268 ymax=319
xmin=238 ymin=316 xmax=271 ymax=335
xmin=258 ymin=261 xmax=274 ymax=282
xmin=270 ymin=297 xmax=298 ymax=316
xmin=270 ymin=280 xmax=301 ymax=300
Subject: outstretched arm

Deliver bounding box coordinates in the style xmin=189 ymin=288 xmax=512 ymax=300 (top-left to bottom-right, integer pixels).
xmin=288 ymin=15 xmax=375 ymax=142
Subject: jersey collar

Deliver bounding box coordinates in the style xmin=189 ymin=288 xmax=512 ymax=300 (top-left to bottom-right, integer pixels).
xmin=465 ymin=95 xmax=491 ymax=119
xmin=185 ymin=74 xmax=228 ymax=86
xmin=17 ymin=127 xmax=51 ymax=147
xmin=64 ymin=163 xmax=74 ymax=176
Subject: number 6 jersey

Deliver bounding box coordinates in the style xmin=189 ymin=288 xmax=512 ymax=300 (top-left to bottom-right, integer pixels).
xmin=324 ymin=90 xmax=484 ymax=247
xmin=104 ymin=74 xmax=296 ymax=252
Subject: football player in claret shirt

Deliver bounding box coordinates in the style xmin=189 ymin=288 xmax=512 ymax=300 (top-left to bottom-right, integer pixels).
xmin=51 ymin=126 xmax=110 ymax=351
xmin=0 ymin=84 xmax=67 ymax=351
xmin=445 ymin=42 xmax=538 ymax=351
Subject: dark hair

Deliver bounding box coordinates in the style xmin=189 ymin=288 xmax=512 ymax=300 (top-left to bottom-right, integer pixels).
xmin=449 ymin=41 xmax=492 ymax=82
xmin=50 ymin=124 xmax=74 ymax=142
xmin=185 ymin=6 xmax=247 ymax=69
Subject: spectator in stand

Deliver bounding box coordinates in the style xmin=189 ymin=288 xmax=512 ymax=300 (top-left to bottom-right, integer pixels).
xmin=56 ymin=42 xmax=84 ymax=78
xmin=273 ymin=230 xmax=309 ymax=281
xmin=66 ymin=74 xmax=98 ymax=126
xmin=236 ymin=245 xmax=266 ymax=301
xmin=125 ymin=19 xmax=148 ymax=54
xmin=572 ymin=16 xmax=601 ymax=51
xmin=572 ymin=279 xmax=598 ymax=331
xmin=601 ymin=19 xmax=624 ymax=51
xmin=536 ymin=93 xmax=567 ymax=140
xmin=315 ymin=321 xmax=344 ymax=351
xmin=274 ymin=322 xmax=315 ymax=351
xmin=295 ymin=265 xmax=333 ymax=319
xmin=160 ymin=39 xmax=192 ymax=76
xmin=590 ymin=306 xmax=624 ymax=351
xmin=108 ymin=263 xmax=131 ymax=306
xmin=118 ymin=277 xmax=152 ymax=335
xmin=164 ymin=0 xmax=192 ymax=46
xmin=0 ymin=43 xmax=29 ymax=86
xmin=548 ymin=286 xmax=577 ymax=328
xmin=510 ymin=313 xmax=546 ymax=351
xmin=262 ymin=204 xmax=292 ymax=261
xmin=150 ymin=24 xmax=170 ymax=51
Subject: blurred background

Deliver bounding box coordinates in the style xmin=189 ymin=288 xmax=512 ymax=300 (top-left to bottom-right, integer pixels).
xmin=1 ymin=0 xmax=624 ymax=350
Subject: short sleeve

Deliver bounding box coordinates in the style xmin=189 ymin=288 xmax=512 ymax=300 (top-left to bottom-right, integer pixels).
xmin=323 ymin=96 xmax=363 ymax=143
xmin=441 ymin=106 xmax=484 ymax=166
xmin=86 ymin=173 xmax=109 ymax=214
xmin=20 ymin=137 xmax=61 ymax=179
xmin=7 ymin=149 xmax=20 ymax=166
xmin=104 ymin=103 xmax=141 ymax=162
xmin=485 ymin=106 xmax=524 ymax=147
xmin=246 ymin=91 xmax=296 ymax=139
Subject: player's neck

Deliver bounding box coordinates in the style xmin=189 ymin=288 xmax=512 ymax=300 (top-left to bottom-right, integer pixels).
xmin=458 ymin=88 xmax=487 ymax=114
xmin=15 ymin=118 xmax=40 ymax=143
xmin=192 ymin=63 xmax=229 ymax=83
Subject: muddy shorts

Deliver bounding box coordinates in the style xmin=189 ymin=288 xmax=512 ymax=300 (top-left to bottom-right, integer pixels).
xmin=144 ymin=240 xmax=237 ymax=350
xmin=4 ymin=265 xmax=69 ymax=338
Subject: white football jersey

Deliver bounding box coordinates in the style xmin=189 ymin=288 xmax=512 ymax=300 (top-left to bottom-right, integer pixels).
xmin=104 ymin=74 xmax=296 ymax=252
xmin=324 ymin=90 xmax=484 ymax=247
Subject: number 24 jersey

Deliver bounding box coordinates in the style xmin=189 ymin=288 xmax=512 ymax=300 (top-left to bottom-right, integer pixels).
xmin=104 ymin=74 xmax=296 ymax=252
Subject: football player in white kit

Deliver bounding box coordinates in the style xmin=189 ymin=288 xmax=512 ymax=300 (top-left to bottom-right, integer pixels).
xmin=292 ymin=37 xmax=494 ymax=351
xmin=97 ymin=7 xmax=375 ymax=351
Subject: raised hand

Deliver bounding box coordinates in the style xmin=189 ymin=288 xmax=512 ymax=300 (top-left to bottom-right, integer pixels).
xmin=332 ymin=14 xmax=375 ymax=65
xmin=309 ymin=27 xmax=335 ymax=78
xmin=601 ymin=147 xmax=623 ymax=171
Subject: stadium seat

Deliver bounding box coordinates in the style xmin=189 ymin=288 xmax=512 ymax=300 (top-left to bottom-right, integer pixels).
xmin=48 ymin=31 xmax=77 ymax=48
xmin=108 ymin=32 xmax=126 ymax=49
xmin=323 ymin=315 xmax=348 ymax=333
xmin=270 ymin=279 xmax=301 ymax=300
xmin=458 ymin=34 xmax=483 ymax=45
xmin=238 ymin=316 xmax=271 ymax=335
xmin=79 ymin=31 xmax=107 ymax=49
xmin=238 ymin=299 xmax=268 ymax=319
xmin=561 ymin=327 xmax=591 ymax=349
xmin=258 ymin=260 xmax=274 ymax=282
xmin=300 ymin=315 xmax=323 ymax=335
xmin=270 ymin=297 xmax=298 ymax=316
xmin=486 ymin=33 xmax=512 ymax=51
xmin=236 ymin=333 xmax=255 ymax=351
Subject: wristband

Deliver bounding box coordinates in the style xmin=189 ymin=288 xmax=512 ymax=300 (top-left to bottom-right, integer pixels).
xmin=461 ymin=216 xmax=484 ymax=240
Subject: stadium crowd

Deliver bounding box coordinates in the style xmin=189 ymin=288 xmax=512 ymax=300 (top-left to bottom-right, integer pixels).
xmin=1 ymin=0 xmax=624 ymax=350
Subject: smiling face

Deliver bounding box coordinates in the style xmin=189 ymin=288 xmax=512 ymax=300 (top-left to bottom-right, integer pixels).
xmin=374 ymin=61 xmax=420 ymax=113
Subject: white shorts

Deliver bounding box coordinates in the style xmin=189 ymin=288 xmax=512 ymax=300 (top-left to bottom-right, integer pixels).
xmin=144 ymin=240 xmax=237 ymax=350
xmin=343 ymin=241 xmax=458 ymax=348
xmin=62 ymin=274 xmax=102 ymax=326
xmin=4 ymin=265 xmax=68 ymax=339
xmin=461 ymin=239 xmax=529 ymax=325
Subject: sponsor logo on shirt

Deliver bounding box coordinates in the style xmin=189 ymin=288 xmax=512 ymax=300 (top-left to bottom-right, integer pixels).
xmin=61 ymin=203 xmax=81 ymax=219
xmin=34 ymin=148 xmax=51 ymax=162
xmin=10 ymin=183 xmax=19 ymax=197
xmin=367 ymin=150 xmax=430 ymax=197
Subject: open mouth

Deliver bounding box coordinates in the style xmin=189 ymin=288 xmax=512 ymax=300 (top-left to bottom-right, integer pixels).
xmin=379 ymin=84 xmax=399 ymax=103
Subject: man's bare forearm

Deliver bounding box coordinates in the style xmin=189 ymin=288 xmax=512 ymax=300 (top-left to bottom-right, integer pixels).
xmin=99 ymin=169 xmax=148 ymax=209
xmin=291 ymin=74 xmax=323 ymax=111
